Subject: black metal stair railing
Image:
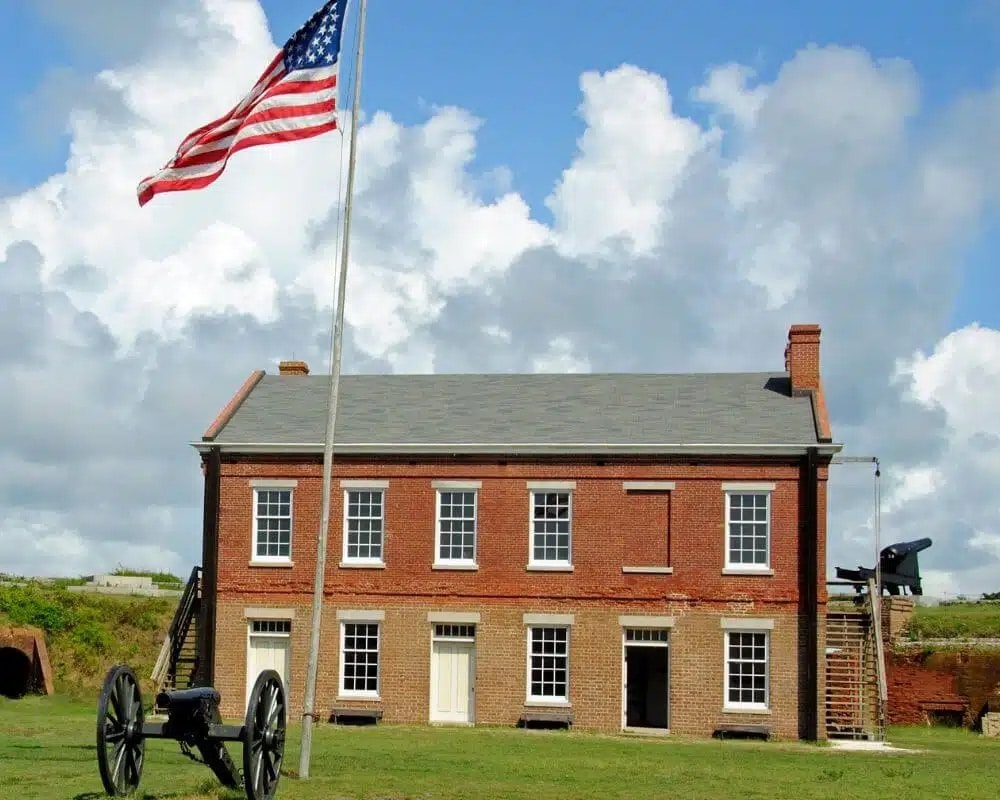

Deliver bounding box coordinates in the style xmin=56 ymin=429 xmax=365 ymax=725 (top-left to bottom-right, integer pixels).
xmin=151 ymin=566 xmax=201 ymax=695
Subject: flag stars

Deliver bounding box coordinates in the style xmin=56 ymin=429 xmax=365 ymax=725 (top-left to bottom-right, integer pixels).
xmin=282 ymin=3 xmax=344 ymax=71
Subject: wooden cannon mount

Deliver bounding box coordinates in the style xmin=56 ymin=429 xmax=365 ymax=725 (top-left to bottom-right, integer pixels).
xmin=96 ymin=664 xmax=286 ymax=800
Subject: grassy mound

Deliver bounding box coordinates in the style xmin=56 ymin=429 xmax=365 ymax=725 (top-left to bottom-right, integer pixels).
xmin=0 ymin=581 xmax=177 ymax=699
xmin=905 ymin=601 xmax=1000 ymax=640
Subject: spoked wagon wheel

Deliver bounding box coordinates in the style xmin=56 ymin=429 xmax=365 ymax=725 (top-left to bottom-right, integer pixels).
xmin=242 ymin=670 xmax=286 ymax=800
xmin=96 ymin=664 xmax=146 ymax=796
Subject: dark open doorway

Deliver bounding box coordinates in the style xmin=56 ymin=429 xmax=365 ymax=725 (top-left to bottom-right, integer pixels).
xmin=625 ymin=644 xmax=669 ymax=729
xmin=0 ymin=647 xmax=33 ymax=698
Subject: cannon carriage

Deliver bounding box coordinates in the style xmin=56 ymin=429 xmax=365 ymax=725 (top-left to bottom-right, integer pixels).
xmin=96 ymin=664 xmax=285 ymax=800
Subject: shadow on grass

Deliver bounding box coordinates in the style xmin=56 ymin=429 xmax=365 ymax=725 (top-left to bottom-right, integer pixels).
xmin=72 ymin=785 xmax=234 ymax=800
xmin=72 ymin=794 xmax=193 ymax=800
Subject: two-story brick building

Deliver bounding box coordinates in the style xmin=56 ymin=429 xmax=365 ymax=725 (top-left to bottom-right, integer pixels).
xmin=190 ymin=324 xmax=839 ymax=739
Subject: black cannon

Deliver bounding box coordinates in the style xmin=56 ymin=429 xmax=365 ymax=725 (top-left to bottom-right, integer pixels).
xmin=835 ymin=537 xmax=933 ymax=596
xmin=96 ymin=664 xmax=285 ymax=800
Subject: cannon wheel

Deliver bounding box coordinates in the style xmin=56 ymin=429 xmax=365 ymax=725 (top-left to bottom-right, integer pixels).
xmin=96 ymin=664 xmax=146 ymax=796
xmin=242 ymin=670 xmax=286 ymax=800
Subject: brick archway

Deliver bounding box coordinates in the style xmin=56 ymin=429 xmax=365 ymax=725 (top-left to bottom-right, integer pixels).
xmin=0 ymin=626 xmax=54 ymax=697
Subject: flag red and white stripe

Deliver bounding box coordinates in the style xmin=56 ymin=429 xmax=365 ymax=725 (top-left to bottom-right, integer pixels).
xmin=137 ymin=56 xmax=339 ymax=206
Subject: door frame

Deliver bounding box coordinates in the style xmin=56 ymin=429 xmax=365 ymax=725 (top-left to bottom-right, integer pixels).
xmin=428 ymin=624 xmax=476 ymax=724
xmin=621 ymin=627 xmax=670 ymax=732
xmin=246 ymin=619 xmax=291 ymax=708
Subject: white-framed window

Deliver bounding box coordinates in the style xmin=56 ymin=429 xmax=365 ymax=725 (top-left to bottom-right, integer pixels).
xmin=340 ymin=621 xmax=380 ymax=697
xmin=343 ymin=488 xmax=385 ymax=565
xmin=530 ymin=491 xmax=572 ymax=566
xmin=252 ymin=487 xmax=293 ymax=562
xmin=723 ymin=486 xmax=772 ymax=570
xmin=436 ymin=490 xmax=477 ymax=566
xmin=527 ymin=626 xmax=569 ymax=703
xmin=724 ymin=630 xmax=769 ymax=710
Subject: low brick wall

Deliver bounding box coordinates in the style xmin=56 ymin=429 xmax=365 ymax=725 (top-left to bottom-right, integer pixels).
xmin=887 ymin=645 xmax=1000 ymax=728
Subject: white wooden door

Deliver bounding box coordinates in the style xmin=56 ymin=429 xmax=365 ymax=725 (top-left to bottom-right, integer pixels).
xmin=430 ymin=641 xmax=474 ymax=723
xmin=247 ymin=629 xmax=290 ymax=707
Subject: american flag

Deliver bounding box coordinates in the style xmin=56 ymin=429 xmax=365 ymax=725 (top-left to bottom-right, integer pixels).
xmin=137 ymin=0 xmax=350 ymax=207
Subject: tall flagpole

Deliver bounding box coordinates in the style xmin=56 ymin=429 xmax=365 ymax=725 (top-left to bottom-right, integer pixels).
xmin=299 ymin=0 xmax=368 ymax=779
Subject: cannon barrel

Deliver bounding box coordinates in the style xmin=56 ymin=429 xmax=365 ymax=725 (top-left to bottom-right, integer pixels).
xmin=881 ymin=537 xmax=932 ymax=561
xmin=835 ymin=537 xmax=933 ymax=596
xmin=155 ymin=686 xmax=221 ymax=711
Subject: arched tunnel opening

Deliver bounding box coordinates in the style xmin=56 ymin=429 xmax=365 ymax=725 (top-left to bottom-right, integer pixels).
xmin=0 ymin=646 xmax=33 ymax=698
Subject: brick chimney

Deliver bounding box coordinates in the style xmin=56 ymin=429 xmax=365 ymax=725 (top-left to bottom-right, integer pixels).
xmin=784 ymin=324 xmax=821 ymax=395
xmin=278 ymin=360 xmax=310 ymax=376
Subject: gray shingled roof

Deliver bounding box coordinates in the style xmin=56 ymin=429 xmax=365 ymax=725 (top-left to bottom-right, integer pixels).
xmin=205 ymin=372 xmax=822 ymax=451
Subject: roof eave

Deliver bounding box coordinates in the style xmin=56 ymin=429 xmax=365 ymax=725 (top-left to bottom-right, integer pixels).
xmin=201 ymin=369 xmax=266 ymax=440
xmin=190 ymin=441 xmax=844 ymax=457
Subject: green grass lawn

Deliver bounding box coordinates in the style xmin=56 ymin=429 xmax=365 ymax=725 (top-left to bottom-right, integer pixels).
xmin=1 ymin=696 xmax=998 ymax=800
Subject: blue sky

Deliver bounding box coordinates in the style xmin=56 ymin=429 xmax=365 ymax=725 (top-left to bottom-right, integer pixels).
xmin=2 ymin=0 xmax=997 ymax=329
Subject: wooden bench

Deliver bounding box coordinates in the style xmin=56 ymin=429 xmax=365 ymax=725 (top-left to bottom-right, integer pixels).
xmin=712 ymin=723 xmax=771 ymax=740
xmin=330 ymin=707 xmax=383 ymax=725
xmin=518 ymin=710 xmax=573 ymax=729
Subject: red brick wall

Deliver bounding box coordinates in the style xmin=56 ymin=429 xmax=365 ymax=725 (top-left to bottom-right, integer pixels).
xmin=215 ymin=458 xmax=825 ymax=601
xmin=211 ymin=455 xmax=829 ymax=737
xmin=887 ymin=647 xmax=1000 ymax=726
xmin=887 ymin=653 xmax=963 ymax=724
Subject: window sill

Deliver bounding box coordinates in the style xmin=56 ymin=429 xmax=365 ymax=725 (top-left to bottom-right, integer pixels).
xmin=432 ymin=563 xmax=479 ymax=571
xmin=722 ymin=568 xmax=774 ymax=576
xmin=336 ymin=694 xmax=381 ymax=702
xmin=526 ymin=564 xmax=574 ymax=572
xmin=622 ymin=565 xmax=673 ymax=574
xmin=248 ymin=561 xmax=294 ymax=568
xmin=339 ymin=562 xmax=386 ymax=569
xmin=524 ymin=700 xmax=572 ymax=708
xmin=722 ymin=707 xmax=771 ymax=715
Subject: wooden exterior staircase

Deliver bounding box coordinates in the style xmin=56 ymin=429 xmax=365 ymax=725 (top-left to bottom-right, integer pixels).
xmin=151 ymin=566 xmax=202 ymax=708
xmin=825 ymin=578 xmax=888 ymax=740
